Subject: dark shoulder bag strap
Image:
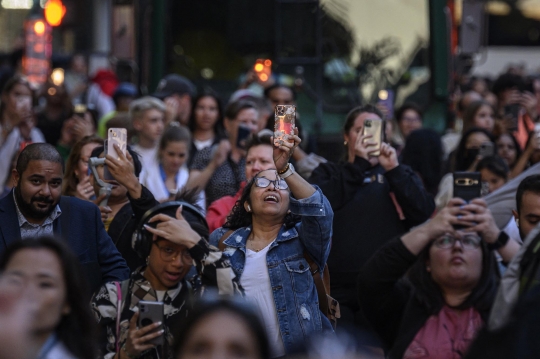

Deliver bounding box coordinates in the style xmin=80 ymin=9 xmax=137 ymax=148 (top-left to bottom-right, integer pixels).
xmin=218 ymin=230 xmax=234 ymax=251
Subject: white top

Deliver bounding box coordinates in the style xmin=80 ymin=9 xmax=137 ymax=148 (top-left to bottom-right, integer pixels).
xmin=139 ymin=163 xmax=206 ymax=211
xmin=132 ymin=144 xmax=158 ymax=170
xmin=503 ymin=217 xmax=522 ymax=244
xmin=240 ymin=241 xmax=285 ymax=358
xmin=193 ymin=138 xmax=213 ymax=151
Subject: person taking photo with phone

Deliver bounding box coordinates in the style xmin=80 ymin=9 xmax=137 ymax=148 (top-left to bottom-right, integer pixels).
xmin=210 ymin=129 xmax=334 ymax=358
xmin=358 ymin=198 xmax=519 ymax=359
xmin=187 ymin=100 xmax=259 ymax=207
xmin=309 ymin=105 xmax=435 ymax=346
xmin=92 ymin=195 xmax=240 ymax=359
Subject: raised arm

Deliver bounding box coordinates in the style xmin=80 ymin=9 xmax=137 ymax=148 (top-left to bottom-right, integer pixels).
xmin=186 ymin=140 xmax=230 ymax=192
xmin=144 ymin=207 xmax=242 ymax=296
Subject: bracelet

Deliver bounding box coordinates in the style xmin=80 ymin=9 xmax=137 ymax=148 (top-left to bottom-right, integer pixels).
xmin=122 ymin=343 xmax=137 ymax=359
xmin=487 ymin=231 xmax=510 ymax=251
xmin=278 ymin=163 xmax=290 ymax=175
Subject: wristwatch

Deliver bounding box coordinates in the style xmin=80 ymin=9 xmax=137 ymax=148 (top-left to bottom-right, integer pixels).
xmin=279 ymin=163 xmax=295 ymax=179
xmin=487 ymin=231 xmax=510 ymax=251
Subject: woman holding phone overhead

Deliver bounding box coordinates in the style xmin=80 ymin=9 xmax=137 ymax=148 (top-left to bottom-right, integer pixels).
xmin=210 ymin=129 xmax=334 ymax=357
xmin=187 ymin=100 xmax=259 ymax=207
xmin=309 ymin=105 xmax=434 ymax=344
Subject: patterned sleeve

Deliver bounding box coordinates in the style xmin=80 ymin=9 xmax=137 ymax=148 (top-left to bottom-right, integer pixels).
xmin=190 ymin=147 xmax=211 ymax=171
xmin=188 ymin=238 xmax=243 ymax=296
xmin=91 ymin=282 xmax=121 ymax=359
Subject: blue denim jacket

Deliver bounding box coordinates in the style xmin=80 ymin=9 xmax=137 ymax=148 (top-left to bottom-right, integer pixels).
xmin=209 ymin=186 xmax=334 ymax=352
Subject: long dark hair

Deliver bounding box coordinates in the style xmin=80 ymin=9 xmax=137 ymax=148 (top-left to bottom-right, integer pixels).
xmin=452 ymin=128 xmax=495 ymax=172
xmin=224 ymin=171 xmax=300 ymax=230
xmin=188 ymin=91 xmax=225 ymax=137
xmin=495 ymin=132 xmax=522 ymax=169
xmin=0 ymin=236 xmax=97 ymax=359
xmin=174 ymin=296 xmax=270 ymax=359
xmin=62 ymin=135 xmax=104 ymax=196
xmin=408 ymin=238 xmax=499 ymax=314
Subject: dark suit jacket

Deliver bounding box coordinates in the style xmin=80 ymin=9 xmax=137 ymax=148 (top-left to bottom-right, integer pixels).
xmin=0 ymin=190 xmax=130 ymax=294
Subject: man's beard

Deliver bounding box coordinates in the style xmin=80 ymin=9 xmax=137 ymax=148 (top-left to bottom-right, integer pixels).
xmin=14 ymin=186 xmax=57 ymax=221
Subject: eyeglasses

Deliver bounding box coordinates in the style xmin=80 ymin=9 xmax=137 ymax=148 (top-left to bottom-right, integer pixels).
xmin=254 ymin=177 xmax=289 ymax=190
xmin=154 ymin=242 xmax=193 ymax=263
xmin=433 ymin=234 xmax=481 ymax=250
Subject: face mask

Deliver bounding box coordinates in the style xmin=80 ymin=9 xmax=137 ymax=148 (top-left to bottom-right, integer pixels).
xmin=462 ymin=148 xmax=480 ymax=170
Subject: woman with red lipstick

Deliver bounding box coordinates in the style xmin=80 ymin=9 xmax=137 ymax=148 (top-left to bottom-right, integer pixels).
xmin=358 ymin=198 xmax=520 ymax=359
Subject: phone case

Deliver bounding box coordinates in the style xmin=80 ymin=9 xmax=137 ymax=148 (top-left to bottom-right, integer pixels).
xmin=479 ymin=142 xmax=494 ymax=157
xmin=362 ymin=119 xmax=383 ymax=157
xmin=138 ymin=301 xmax=164 ymax=346
xmin=504 ymin=104 xmax=520 ymax=131
xmin=107 ymin=128 xmax=128 ymax=159
xmin=453 ymin=172 xmax=481 ymax=202
xmin=274 ymin=105 xmax=296 ymax=147
xmin=236 ymin=125 xmax=251 ymax=149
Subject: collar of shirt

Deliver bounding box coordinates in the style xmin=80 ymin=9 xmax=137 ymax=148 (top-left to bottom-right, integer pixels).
xmin=13 ymin=191 xmax=62 ymax=228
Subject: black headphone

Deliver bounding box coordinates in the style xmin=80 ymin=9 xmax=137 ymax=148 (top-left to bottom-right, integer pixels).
xmin=132 ymin=201 xmax=209 ymax=259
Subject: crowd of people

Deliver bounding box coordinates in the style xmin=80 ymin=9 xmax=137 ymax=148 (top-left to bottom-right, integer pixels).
xmin=1 ymin=54 xmax=540 ymax=359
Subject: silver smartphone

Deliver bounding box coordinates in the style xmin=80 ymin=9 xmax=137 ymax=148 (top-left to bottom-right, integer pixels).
xmin=138 ymin=300 xmax=164 ymax=346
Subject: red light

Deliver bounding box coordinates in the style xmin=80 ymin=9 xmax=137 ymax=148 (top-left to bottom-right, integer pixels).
xmin=264 ymin=59 xmax=272 ymax=66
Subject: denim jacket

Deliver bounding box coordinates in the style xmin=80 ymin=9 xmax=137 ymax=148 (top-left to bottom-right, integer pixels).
xmin=209 ymin=186 xmax=334 ymax=352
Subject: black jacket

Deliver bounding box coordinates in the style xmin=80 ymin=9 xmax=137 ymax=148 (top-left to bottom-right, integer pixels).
xmin=309 ymin=157 xmax=435 ymax=285
xmin=107 ymin=185 xmax=158 ymax=272
xmin=358 ymin=238 xmax=491 ymax=359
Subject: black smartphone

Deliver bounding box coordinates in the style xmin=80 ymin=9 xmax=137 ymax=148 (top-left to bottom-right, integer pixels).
xmin=453 ymin=172 xmax=481 ymax=202
xmin=504 ymin=104 xmax=520 ymax=131
xmin=236 ymin=124 xmax=251 ymax=150
xmin=479 ymin=142 xmax=494 ymax=158
xmin=138 ymin=301 xmax=164 ymax=346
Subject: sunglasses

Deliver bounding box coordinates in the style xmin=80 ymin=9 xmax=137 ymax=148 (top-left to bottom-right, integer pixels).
xmin=254 ymin=177 xmax=289 ymax=190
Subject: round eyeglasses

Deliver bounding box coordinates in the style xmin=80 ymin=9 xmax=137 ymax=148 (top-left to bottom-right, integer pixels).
xmin=154 ymin=242 xmax=193 ymax=263
xmin=254 ymin=177 xmax=289 ymax=190
xmin=433 ymin=234 xmax=481 ymax=250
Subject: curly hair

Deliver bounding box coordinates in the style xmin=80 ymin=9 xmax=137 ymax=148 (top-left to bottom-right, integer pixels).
xmin=223 ymin=172 xmax=300 ymax=230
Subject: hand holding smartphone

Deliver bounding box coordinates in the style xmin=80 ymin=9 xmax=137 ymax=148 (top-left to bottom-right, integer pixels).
xmin=104 ymin=128 xmax=127 ymax=180
xmin=274 ymin=105 xmax=296 ymax=147
xmin=137 ymin=301 xmax=164 ymax=347
xmin=362 ymin=119 xmax=383 ymax=157
xmin=453 ymin=172 xmax=481 ymax=202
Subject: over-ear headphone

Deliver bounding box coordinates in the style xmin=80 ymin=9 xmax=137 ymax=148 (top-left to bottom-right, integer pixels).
xmin=132 ymin=201 xmax=209 ymax=259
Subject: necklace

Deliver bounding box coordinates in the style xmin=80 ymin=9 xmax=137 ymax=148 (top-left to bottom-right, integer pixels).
xmin=247 ymin=234 xmax=276 ymax=252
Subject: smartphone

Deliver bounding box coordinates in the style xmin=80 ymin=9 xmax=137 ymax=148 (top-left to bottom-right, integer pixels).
xmin=453 ymin=172 xmax=481 ymax=202
xmin=73 ymin=104 xmax=87 ymax=119
xmin=236 ymin=125 xmax=251 ymax=150
xmin=138 ymin=301 xmax=164 ymax=347
xmin=254 ymin=59 xmax=272 ymax=82
xmin=504 ymin=104 xmax=520 ymax=131
xmin=274 ymin=105 xmax=296 ymax=147
xmin=107 ymin=128 xmax=127 ymax=160
xmin=377 ymin=89 xmax=394 ymax=120
xmin=479 ymin=142 xmax=494 ymax=158
xmin=362 ymin=118 xmax=384 ymax=157
xmin=103 ymin=129 xmax=127 ymax=180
